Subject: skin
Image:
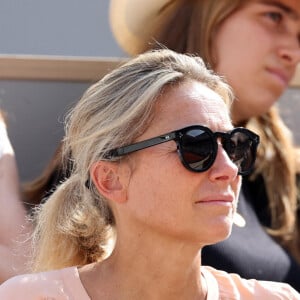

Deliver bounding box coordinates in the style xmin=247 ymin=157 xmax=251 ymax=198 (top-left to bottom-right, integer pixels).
xmin=81 ymin=80 xmax=241 ymax=300
xmin=0 ymin=115 xmax=30 ymax=282
xmin=214 ymin=0 xmax=300 ymax=124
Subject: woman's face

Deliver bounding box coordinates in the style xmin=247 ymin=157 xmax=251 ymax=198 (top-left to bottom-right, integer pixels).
xmin=213 ymin=0 xmax=300 ymax=124
xmin=121 ymin=80 xmax=241 ymax=247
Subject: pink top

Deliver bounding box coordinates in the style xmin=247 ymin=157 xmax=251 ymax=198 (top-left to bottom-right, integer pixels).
xmin=0 ymin=265 xmax=299 ymax=299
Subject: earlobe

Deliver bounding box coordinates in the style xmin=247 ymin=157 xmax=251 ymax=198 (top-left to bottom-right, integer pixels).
xmin=90 ymin=161 xmax=128 ymax=203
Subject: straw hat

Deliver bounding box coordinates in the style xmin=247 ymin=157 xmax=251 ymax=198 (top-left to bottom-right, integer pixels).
xmin=109 ymin=0 xmax=181 ymax=55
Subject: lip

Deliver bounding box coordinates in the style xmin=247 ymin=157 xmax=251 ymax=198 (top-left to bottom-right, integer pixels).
xmin=266 ymin=67 xmax=291 ymax=87
xmin=195 ymin=195 xmax=235 ymax=205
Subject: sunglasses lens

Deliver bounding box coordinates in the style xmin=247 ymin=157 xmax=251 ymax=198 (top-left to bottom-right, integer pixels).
xmin=179 ymin=127 xmax=258 ymax=174
xmin=226 ymin=130 xmax=256 ymax=174
xmin=180 ymin=129 xmax=215 ymax=171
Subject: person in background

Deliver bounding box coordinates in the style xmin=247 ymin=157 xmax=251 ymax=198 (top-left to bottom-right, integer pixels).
xmin=2 ymin=49 xmax=300 ymax=299
xmin=109 ymin=0 xmax=300 ymax=291
xmin=0 ymin=110 xmax=30 ymax=283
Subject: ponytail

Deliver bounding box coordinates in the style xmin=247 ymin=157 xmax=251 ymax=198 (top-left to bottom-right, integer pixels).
xmin=30 ymin=174 xmax=114 ymax=272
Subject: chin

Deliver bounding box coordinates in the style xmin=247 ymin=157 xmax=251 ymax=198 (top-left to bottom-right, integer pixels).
xmin=215 ymin=228 xmax=232 ymax=243
xmin=203 ymin=220 xmax=233 ymax=246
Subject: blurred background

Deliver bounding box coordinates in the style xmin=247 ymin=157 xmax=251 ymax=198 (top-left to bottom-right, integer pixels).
xmin=0 ymin=0 xmax=123 ymax=57
xmin=0 ymin=0 xmax=125 ymax=182
xmin=0 ymin=0 xmax=299 ymax=182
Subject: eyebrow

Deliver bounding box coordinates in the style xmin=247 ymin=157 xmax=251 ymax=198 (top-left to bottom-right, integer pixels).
xmin=259 ymin=0 xmax=299 ymax=20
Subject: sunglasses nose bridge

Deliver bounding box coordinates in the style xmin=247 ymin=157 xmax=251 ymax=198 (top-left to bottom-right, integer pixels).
xmin=213 ymin=132 xmax=228 ymax=147
xmin=209 ymin=132 xmax=241 ymax=177
xmin=213 ymin=132 xmax=234 ymax=161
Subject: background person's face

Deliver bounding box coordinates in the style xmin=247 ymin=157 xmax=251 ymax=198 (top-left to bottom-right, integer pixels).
xmin=120 ymin=80 xmax=241 ymax=248
xmin=213 ymin=0 xmax=300 ymax=124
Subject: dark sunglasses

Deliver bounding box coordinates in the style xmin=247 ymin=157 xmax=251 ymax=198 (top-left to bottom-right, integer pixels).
xmin=106 ymin=125 xmax=260 ymax=176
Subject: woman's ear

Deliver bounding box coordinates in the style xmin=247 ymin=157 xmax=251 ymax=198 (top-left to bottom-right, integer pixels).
xmin=90 ymin=161 xmax=129 ymax=203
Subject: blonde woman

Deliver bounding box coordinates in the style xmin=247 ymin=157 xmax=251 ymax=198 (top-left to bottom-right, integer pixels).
xmin=110 ymin=0 xmax=300 ymax=290
xmin=1 ymin=49 xmax=299 ymax=299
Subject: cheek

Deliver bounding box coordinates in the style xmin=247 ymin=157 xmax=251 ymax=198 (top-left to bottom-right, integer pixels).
xmin=127 ymin=154 xmax=194 ymax=213
xmin=214 ymin=16 xmax=267 ymax=65
xmin=131 ymin=157 xmax=187 ymax=198
xmin=214 ymin=24 xmax=264 ymax=85
xmin=213 ymin=24 xmax=242 ymax=72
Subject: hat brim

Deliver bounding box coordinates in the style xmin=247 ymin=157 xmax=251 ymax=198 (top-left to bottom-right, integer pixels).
xmin=109 ymin=0 xmax=179 ymax=55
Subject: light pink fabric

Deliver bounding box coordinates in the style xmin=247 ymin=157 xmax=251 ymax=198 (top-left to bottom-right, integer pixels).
xmin=0 ymin=266 xmax=299 ymax=299
xmin=202 ymin=266 xmax=300 ymax=300
xmin=0 ymin=267 xmax=90 ymax=300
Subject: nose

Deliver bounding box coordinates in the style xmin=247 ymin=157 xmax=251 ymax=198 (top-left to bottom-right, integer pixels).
xmin=208 ymin=143 xmax=239 ymax=182
xmin=278 ymin=34 xmax=300 ymax=67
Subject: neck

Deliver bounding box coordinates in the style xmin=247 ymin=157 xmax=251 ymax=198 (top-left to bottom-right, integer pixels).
xmin=80 ymin=229 xmax=207 ymax=300
xmin=106 ymin=244 xmax=205 ymax=300
xmin=83 ymin=230 xmax=207 ymax=300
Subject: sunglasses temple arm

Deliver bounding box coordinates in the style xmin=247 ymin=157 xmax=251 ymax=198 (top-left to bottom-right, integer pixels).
xmin=108 ymin=132 xmax=177 ymax=158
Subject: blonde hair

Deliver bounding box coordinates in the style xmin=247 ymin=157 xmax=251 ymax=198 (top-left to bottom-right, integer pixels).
xmin=30 ymin=49 xmax=233 ymax=272
xmin=145 ymin=0 xmax=300 ymax=261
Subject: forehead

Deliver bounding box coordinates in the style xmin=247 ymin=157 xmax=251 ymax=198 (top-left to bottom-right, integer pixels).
xmin=151 ymin=80 xmax=232 ymax=134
